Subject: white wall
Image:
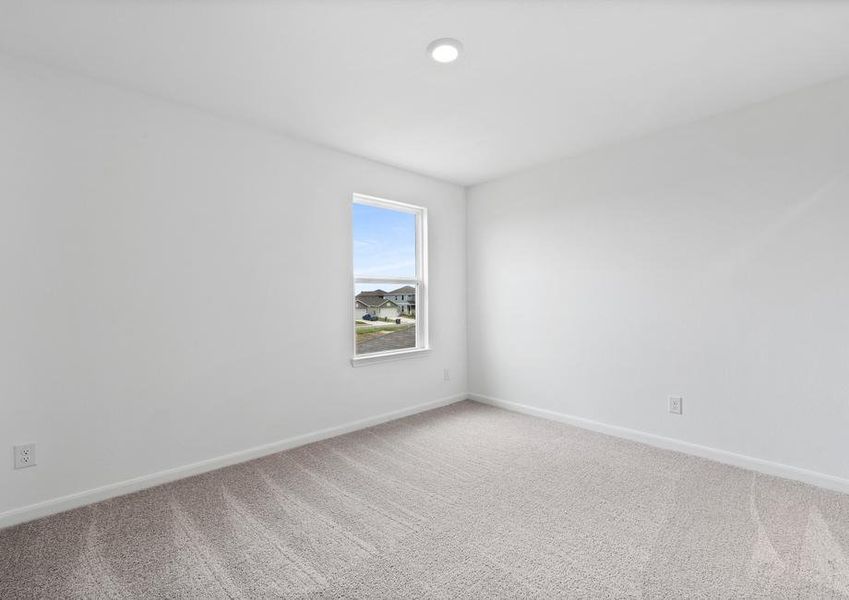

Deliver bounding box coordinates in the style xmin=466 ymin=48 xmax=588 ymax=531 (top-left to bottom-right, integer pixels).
xmin=0 ymin=55 xmax=467 ymax=519
xmin=468 ymin=78 xmax=849 ymax=483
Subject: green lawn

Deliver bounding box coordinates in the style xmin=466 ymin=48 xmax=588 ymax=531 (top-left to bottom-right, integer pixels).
xmin=355 ymin=323 xmax=414 ymax=342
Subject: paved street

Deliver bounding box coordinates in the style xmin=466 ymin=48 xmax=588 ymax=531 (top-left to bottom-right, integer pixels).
xmin=357 ymin=325 xmax=416 ymax=354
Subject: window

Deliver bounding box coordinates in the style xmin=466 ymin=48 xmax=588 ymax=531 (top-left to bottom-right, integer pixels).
xmin=352 ymin=194 xmax=427 ymax=364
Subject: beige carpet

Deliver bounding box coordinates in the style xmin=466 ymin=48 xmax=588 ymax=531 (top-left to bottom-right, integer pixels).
xmin=2 ymin=401 xmax=848 ymax=599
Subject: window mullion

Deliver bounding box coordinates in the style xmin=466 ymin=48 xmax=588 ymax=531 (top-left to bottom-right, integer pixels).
xmin=354 ymin=277 xmax=418 ymax=285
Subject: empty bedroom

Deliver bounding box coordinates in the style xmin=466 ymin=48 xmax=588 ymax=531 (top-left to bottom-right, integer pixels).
xmin=1 ymin=1 xmax=848 ymax=598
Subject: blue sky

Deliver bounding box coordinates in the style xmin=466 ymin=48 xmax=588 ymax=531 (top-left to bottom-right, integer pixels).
xmin=353 ymin=204 xmax=416 ymax=284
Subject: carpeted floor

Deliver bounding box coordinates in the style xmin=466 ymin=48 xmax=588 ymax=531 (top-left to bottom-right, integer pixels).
xmin=2 ymin=401 xmax=848 ymax=599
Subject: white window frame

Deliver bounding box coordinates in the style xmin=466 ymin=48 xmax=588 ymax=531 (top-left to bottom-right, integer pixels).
xmin=351 ymin=193 xmax=429 ymax=366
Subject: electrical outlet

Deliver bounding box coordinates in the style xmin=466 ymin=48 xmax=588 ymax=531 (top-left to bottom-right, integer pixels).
xmin=443 ymin=368 xmax=451 ymax=382
xmin=14 ymin=443 xmax=36 ymax=469
xmin=668 ymin=397 xmax=683 ymax=416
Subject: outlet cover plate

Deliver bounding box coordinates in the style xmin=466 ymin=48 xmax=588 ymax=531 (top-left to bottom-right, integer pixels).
xmin=668 ymin=397 xmax=683 ymax=416
xmin=14 ymin=443 xmax=36 ymax=469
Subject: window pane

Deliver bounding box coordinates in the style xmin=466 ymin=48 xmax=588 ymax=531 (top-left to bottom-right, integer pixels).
xmin=353 ymin=203 xmax=416 ymax=279
xmin=354 ymin=282 xmax=417 ymax=355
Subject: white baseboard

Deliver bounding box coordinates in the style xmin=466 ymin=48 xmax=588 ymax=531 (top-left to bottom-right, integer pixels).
xmin=0 ymin=394 xmax=466 ymax=530
xmin=469 ymin=393 xmax=849 ymax=496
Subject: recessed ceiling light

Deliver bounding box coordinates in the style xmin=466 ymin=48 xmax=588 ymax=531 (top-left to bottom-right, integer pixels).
xmin=427 ymin=38 xmax=462 ymax=64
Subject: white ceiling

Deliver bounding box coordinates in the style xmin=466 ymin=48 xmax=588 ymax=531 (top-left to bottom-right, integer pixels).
xmin=2 ymin=1 xmax=849 ymax=185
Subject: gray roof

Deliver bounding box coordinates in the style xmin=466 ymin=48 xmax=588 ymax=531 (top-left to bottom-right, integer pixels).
xmin=387 ymin=286 xmax=416 ymax=295
xmin=355 ymin=295 xmax=398 ymax=308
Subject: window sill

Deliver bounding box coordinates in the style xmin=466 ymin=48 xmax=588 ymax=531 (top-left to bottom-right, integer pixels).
xmin=351 ymin=347 xmax=431 ymax=367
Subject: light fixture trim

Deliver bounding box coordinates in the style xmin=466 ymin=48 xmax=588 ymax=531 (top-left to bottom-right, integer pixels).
xmin=427 ymin=38 xmax=463 ymax=63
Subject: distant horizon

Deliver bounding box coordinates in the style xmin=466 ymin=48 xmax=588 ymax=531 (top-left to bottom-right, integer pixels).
xmin=354 ymin=283 xmax=417 ymax=296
